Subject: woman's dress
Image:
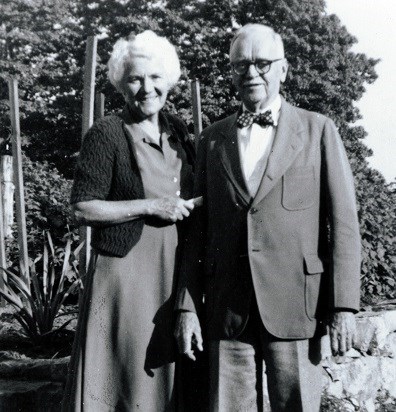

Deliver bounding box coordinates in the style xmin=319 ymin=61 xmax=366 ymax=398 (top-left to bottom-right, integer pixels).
xmin=63 ymin=122 xmax=193 ymax=412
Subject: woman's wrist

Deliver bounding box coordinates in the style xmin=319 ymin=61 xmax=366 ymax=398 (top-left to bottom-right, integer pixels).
xmin=140 ymin=198 xmax=156 ymax=217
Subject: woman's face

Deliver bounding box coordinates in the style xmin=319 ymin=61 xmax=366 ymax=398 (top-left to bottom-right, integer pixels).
xmin=121 ymin=56 xmax=170 ymax=119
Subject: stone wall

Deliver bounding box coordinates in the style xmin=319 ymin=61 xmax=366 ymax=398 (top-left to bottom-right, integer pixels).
xmin=0 ymin=308 xmax=395 ymax=411
xmin=0 ymin=358 xmax=68 ymax=411
xmin=320 ymin=308 xmax=396 ymax=411
xmin=259 ymin=307 xmax=396 ymax=410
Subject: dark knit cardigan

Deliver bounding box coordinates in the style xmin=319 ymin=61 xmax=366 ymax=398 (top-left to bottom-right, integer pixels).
xmin=70 ymin=111 xmax=195 ymax=257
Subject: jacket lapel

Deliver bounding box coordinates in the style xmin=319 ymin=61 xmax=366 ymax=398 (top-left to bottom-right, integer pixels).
xmin=217 ymin=113 xmax=252 ymax=206
xmin=252 ymin=99 xmax=305 ymax=207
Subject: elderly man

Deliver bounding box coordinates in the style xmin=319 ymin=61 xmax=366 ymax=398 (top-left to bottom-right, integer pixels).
xmin=175 ymin=24 xmax=361 ymax=411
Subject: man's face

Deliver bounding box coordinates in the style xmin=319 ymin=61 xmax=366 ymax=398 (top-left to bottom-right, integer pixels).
xmin=230 ymin=29 xmax=288 ymax=112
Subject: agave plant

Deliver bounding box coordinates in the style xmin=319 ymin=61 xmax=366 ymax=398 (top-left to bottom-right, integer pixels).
xmin=0 ymin=232 xmax=84 ymax=345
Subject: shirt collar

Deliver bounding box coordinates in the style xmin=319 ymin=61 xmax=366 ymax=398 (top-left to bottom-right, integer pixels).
xmin=242 ymin=94 xmax=282 ymax=126
xmin=122 ymin=105 xmax=174 ymax=143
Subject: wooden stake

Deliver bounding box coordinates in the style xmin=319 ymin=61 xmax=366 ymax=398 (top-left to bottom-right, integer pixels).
xmin=79 ymin=36 xmax=97 ymax=278
xmin=191 ymin=79 xmax=203 ymax=149
xmin=95 ymin=93 xmax=105 ymax=120
xmin=82 ymin=37 xmax=98 ymax=137
xmin=8 ymin=78 xmax=29 ymax=287
xmin=1 ymin=154 xmax=14 ymax=238
xmin=0 ymin=169 xmax=6 ymax=304
xmin=0 ymin=168 xmax=7 ymax=271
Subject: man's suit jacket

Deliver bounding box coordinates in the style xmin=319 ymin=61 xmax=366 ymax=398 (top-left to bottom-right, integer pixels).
xmin=176 ymin=98 xmax=361 ymax=340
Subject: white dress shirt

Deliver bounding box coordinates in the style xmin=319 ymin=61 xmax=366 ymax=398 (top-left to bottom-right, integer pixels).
xmin=237 ymin=95 xmax=282 ymax=197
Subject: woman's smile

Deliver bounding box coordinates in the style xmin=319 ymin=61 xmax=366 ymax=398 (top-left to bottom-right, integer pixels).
xmin=122 ymin=56 xmax=170 ymax=119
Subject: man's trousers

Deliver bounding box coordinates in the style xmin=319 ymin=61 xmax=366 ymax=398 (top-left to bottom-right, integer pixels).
xmin=208 ymin=304 xmax=323 ymax=412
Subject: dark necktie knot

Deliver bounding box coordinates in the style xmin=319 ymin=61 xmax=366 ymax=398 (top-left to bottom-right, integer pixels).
xmin=237 ymin=110 xmax=274 ymax=128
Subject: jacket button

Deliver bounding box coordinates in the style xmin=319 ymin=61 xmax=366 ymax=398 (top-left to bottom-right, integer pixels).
xmin=250 ymin=207 xmax=258 ymax=214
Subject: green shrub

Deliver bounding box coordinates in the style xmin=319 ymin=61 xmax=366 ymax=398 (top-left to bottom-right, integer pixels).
xmin=6 ymin=154 xmax=78 ymax=270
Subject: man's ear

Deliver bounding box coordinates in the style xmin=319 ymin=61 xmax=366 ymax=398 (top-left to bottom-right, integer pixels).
xmin=280 ymin=59 xmax=288 ymax=83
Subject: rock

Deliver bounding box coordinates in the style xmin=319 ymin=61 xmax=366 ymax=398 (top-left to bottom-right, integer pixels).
xmin=387 ymin=333 xmax=396 ymax=357
xmin=362 ymin=397 xmax=376 ymax=412
xmin=378 ymin=357 xmax=396 ymax=398
xmin=0 ymin=323 xmax=26 ymax=343
xmin=0 ymin=351 xmax=28 ymax=361
xmin=384 ymin=310 xmax=396 ymax=333
xmin=0 ymin=357 xmax=70 ymax=382
xmin=320 ymin=309 xmax=396 ymax=409
xmin=354 ymin=314 xmax=390 ymax=354
xmin=325 ymin=380 xmax=343 ymax=398
xmin=0 ymin=379 xmax=63 ymax=412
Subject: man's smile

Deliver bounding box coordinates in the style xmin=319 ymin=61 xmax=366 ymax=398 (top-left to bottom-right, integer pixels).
xmin=242 ymin=83 xmax=265 ymax=88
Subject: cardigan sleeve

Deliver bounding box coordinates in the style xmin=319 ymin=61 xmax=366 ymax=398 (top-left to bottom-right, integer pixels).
xmin=70 ymin=121 xmax=116 ymax=204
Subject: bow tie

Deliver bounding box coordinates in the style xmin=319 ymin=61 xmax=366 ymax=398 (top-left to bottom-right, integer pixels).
xmin=237 ymin=110 xmax=274 ymax=128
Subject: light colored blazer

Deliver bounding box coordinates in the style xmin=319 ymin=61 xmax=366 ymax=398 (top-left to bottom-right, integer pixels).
xmin=176 ymin=98 xmax=361 ymax=340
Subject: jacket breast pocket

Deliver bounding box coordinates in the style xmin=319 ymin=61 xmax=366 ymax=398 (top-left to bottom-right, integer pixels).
xmin=304 ymin=254 xmax=324 ymax=320
xmin=282 ymin=166 xmax=316 ymax=211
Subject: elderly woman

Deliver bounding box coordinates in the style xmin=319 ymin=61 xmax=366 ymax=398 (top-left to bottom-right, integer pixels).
xmin=62 ymin=31 xmax=196 ymax=411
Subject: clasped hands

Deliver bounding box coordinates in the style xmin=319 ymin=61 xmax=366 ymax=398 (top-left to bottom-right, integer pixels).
xmin=149 ymin=196 xmax=202 ymax=223
xmin=174 ymin=311 xmax=357 ymax=359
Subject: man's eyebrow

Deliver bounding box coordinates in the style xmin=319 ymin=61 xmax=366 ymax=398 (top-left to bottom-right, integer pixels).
xmin=234 ymin=59 xmax=272 ymax=63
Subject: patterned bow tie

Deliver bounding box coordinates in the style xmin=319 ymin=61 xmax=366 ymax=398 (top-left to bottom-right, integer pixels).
xmin=237 ymin=110 xmax=274 ymax=128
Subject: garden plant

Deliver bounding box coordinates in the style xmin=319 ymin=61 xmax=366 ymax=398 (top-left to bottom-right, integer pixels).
xmin=0 ymin=232 xmax=83 ymax=346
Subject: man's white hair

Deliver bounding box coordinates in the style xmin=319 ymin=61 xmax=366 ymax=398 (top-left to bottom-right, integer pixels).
xmin=108 ymin=30 xmax=181 ymax=92
xmin=230 ymin=24 xmax=285 ymax=61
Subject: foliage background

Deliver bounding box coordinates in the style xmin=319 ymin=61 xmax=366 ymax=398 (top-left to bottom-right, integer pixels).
xmin=0 ymin=0 xmax=395 ymax=304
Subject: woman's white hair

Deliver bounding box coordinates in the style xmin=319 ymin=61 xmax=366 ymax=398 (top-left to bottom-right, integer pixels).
xmin=108 ymin=30 xmax=181 ymax=92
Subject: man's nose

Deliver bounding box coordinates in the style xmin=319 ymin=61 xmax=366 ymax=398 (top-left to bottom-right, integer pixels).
xmin=245 ymin=63 xmax=260 ymax=78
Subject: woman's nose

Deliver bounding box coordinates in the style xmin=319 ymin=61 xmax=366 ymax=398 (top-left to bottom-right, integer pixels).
xmin=142 ymin=75 xmax=154 ymax=92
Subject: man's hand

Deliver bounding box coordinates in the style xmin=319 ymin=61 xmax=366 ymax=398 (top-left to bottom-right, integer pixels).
xmin=174 ymin=312 xmax=203 ymax=361
xmin=329 ymin=311 xmax=357 ymax=356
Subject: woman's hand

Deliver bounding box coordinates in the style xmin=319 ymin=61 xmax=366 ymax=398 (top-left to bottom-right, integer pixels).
xmin=148 ymin=197 xmax=195 ymax=222
xmin=73 ymin=197 xmax=199 ymax=227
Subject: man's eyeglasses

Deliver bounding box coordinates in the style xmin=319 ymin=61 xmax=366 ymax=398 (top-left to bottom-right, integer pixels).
xmin=231 ymin=59 xmax=283 ymax=75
